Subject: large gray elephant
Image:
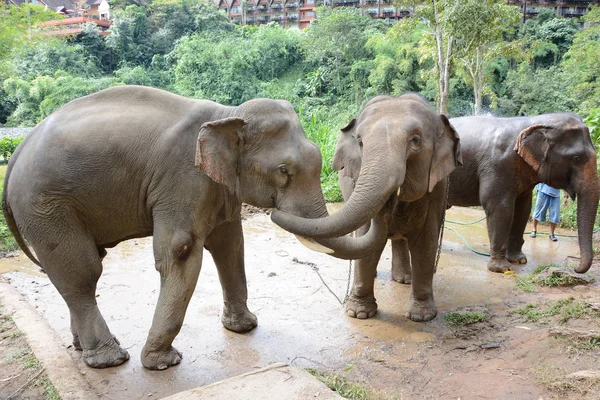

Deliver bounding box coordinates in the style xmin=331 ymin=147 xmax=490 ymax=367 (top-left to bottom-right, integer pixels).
xmin=447 ymin=113 xmax=599 ymax=273
xmin=387 ymin=113 xmax=599 ymax=278
xmin=2 ymin=86 xmax=384 ymax=370
xmin=271 ymin=94 xmax=462 ymax=322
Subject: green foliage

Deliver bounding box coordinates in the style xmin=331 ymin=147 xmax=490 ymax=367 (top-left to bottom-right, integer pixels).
xmin=171 ymin=24 xmax=299 ymax=105
xmin=2 ymin=0 xmax=600 ymax=202
xmin=562 ymin=7 xmax=600 ymax=116
xmin=3 ymin=73 xmax=117 ymax=126
xmin=498 ymin=63 xmax=576 ymax=116
xmin=9 ymin=41 xmax=102 ymax=80
xmin=513 ymin=297 xmax=598 ymax=324
xmin=0 ymin=137 xmax=23 ymax=161
xmin=516 ymin=264 xmax=594 ymax=292
xmin=0 ymin=4 xmax=61 ymax=77
xmin=306 ymin=369 xmax=371 ymax=400
xmin=444 ymin=311 xmax=487 ymax=326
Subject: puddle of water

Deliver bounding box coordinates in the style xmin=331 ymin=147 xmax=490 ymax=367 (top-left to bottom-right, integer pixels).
xmin=0 ymin=254 xmax=44 ymax=277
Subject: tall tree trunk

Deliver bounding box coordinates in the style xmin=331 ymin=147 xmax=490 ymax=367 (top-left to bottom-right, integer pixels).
xmin=473 ymin=46 xmax=484 ymax=115
xmin=433 ymin=0 xmax=452 ymax=116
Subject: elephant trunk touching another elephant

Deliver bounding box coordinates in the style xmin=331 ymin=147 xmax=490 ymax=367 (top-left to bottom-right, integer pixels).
xmin=273 ymin=94 xmax=462 ymax=322
xmin=2 ymin=85 xmax=386 ymax=371
xmin=271 ymin=130 xmax=401 ymax=240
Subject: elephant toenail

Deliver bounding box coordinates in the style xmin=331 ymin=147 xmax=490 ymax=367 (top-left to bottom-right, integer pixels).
xmin=157 ymin=364 xmax=168 ymax=370
xmin=357 ymin=312 xmax=367 ymax=319
xmin=347 ymin=310 xmax=356 ymax=318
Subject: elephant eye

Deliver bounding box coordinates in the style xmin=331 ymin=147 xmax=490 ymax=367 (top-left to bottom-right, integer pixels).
xmin=278 ymin=165 xmax=289 ymax=175
xmin=410 ymin=135 xmax=421 ymax=150
xmin=357 ymin=137 xmax=363 ymax=147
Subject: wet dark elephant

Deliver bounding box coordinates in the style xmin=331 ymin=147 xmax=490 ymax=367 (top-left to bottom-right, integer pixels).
xmin=271 ymin=94 xmax=462 ymax=322
xmin=446 ymin=113 xmax=599 ymax=273
xmin=2 ymin=86 xmax=385 ymax=370
xmin=388 ymin=113 xmax=599 ymax=278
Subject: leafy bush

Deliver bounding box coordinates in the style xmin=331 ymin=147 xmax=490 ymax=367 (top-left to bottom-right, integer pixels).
xmin=0 ymin=137 xmax=23 ymax=161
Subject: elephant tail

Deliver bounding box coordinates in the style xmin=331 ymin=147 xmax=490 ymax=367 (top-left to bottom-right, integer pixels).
xmin=2 ymin=155 xmax=42 ymax=268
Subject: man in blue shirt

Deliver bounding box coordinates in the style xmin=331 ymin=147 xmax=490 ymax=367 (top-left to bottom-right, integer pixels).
xmin=530 ymin=183 xmax=566 ymax=241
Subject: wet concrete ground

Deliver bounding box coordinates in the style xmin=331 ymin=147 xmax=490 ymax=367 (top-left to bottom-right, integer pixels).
xmin=0 ymin=206 xmax=585 ymax=399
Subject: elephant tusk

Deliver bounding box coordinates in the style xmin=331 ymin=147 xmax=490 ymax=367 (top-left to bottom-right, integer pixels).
xmin=397 ymin=187 xmax=401 ymax=197
xmin=295 ymin=235 xmax=335 ymax=254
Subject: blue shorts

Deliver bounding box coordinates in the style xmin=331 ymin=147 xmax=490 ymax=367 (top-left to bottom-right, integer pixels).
xmin=533 ymin=192 xmax=560 ymax=224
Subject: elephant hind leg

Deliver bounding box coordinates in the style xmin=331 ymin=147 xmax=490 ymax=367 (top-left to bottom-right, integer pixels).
xmin=391 ymin=239 xmax=412 ymax=284
xmin=28 ymin=223 xmax=129 ymax=368
xmin=507 ymin=193 xmax=532 ymax=265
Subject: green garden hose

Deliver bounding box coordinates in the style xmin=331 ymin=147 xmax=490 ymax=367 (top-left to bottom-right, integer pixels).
xmin=443 ymin=215 xmax=600 ymax=257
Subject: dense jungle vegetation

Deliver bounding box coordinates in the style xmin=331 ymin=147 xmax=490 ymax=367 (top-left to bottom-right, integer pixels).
xmin=1 ymin=1 xmax=600 ymax=205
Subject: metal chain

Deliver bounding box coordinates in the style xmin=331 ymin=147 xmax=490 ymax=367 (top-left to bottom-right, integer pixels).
xmin=343 ymin=259 xmax=352 ymax=305
xmin=434 ymin=177 xmax=450 ymax=271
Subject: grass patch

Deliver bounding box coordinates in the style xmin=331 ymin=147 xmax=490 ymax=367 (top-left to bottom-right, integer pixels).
xmin=572 ymin=337 xmax=600 ymax=352
xmin=515 ymin=264 xmax=593 ymax=292
xmin=34 ymin=375 xmax=62 ymax=400
xmin=306 ymin=368 xmax=392 ymax=400
xmin=533 ymin=365 xmax=600 ymax=397
xmin=444 ymin=311 xmax=487 ymax=326
xmin=11 ymin=349 xmax=41 ymax=369
xmin=513 ymin=297 xmax=598 ymax=324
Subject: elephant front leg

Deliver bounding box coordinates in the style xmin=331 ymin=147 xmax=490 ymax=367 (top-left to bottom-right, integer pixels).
xmin=391 ymin=238 xmax=412 ymax=284
xmin=482 ymin=196 xmax=516 ymax=273
xmin=205 ymin=220 xmax=257 ymax=333
xmin=506 ymin=193 xmax=532 ymax=265
xmin=406 ymin=223 xmax=439 ymax=322
xmin=141 ymin=226 xmax=203 ymax=370
xmin=345 ymin=226 xmax=386 ymax=319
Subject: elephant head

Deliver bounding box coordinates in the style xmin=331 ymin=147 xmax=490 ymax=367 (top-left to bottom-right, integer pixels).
xmin=195 ymin=98 xmax=386 ymax=259
xmin=271 ymin=94 xmax=462 ymax=240
xmin=514 ymin=113 xmax=600 ymax=273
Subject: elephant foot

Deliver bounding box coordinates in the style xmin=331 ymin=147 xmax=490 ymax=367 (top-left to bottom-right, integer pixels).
xmin=82 ymin=337 xmax=129 ymax=368
xmin=345 ymin=295 xmax=377 ymax=319
xmin=392 ymin=268 xmax=412 ymax=284
xmin=405 ymin=297 xmax=437 ymax=322
xmin=487 ymin=257 xmax=513 ymax=273
xmin=222 ymin=307 xmax=258 ymax=333
xmin=141 ymin=346 xmax=182 ymax=371
xmin=506 ymin=251 xmax=527 ymax=264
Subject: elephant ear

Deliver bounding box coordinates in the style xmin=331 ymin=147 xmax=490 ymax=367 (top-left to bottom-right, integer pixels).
xmin=428 ymin=115 xmax=462 ymax=192
xmin=195 ymin=117 xmax=247 ymax=195
xmin=332 ymin=118 xmax=357 ymax=172
xmin=513 ymin=124 xmax=553 ymax=171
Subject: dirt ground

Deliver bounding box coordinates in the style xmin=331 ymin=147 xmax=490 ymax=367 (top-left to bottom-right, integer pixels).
xmin=0 ymin=302 xmax=59 ymax=399
xmin=0 ymin=205 xmax=599 ymax=400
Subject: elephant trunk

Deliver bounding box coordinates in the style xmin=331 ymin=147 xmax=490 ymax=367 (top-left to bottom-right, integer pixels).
xmin=272 ymin=142 xmax=401 ymax=239
xmin=574 ymin=160 xmax=600 ymax=274
xmin=275 ymin=177 xmax=389 ymax=260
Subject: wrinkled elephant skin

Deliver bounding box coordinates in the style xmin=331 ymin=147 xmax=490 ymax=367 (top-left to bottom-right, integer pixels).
xmin=446 ymin=114 xmax=599 ymax=274
xmin=1 ymin=86 xmax=378 ymax=371
xmin=271 ymin=94 xmax=462 ymax=322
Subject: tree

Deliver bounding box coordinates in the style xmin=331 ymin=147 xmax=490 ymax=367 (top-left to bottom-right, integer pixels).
xmin=396 ymin=0 xmax=455 ymax=115
xmin=300 ymin=7 xmax=383 ymax=99
xmin=0 ymin=4 xmax=60 ymax=77
xmin=562 ymin=6 xmax=600 ymax=115
xmin=497 ymin=63 xmax=575 ymax=116
xmin=448 ymin=0 xmax=521 ymax=114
